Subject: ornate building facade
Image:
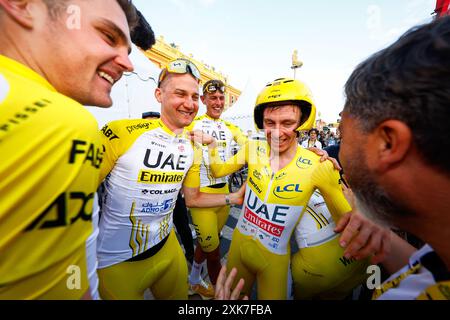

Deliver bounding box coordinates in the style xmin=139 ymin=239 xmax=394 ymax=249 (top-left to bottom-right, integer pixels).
xmin=143 ymin=36 xmax=241 ymax=108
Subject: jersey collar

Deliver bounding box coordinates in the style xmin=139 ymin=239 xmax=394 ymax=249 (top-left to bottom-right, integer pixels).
xmin=0 ymin=55 xmax=56 ymax=91
xmin=204 ymin=113 xmax=221 ymax=121
xmin=156 ymin=119 xmax=188 ymax=138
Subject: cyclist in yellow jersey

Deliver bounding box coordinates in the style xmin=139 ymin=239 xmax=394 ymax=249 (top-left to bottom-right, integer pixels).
xmin=196 ymin=78 xmax=389 ymax=300
xmin=0 ymin=0 xmax=137 ymax=299
xmin=185 ymin=80 xmax=247 ymax=298
xmin=96 ymin=59 xmax=245 ymax=300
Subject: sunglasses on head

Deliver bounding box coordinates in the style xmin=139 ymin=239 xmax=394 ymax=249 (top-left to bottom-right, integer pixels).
xmin=203 ymin=81 xmax=226 ymax=94
xmin=158 ymin=58 xmax=201 ymax=87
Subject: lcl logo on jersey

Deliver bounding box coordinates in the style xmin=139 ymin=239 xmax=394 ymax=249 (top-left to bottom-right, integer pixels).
xmin=296 ymin=156 xmax=312 ymax=169
xmin=272 ymin=184 xmax=303 ymax=199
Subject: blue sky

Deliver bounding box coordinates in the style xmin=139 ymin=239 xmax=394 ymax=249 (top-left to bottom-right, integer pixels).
xmin=134 ymin=0 xmax=436 ymax=123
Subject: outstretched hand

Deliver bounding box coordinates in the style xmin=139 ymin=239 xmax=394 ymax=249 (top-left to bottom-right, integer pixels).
xmin=334 ymin=209 xmax=391 ymax=265
xmin=232 ymin=184 xmax=246 ymax=207
xmin=335 ymin=183 xmax=391 ymax=264
xmin=215 ymin=265 xmax=248 ymax=300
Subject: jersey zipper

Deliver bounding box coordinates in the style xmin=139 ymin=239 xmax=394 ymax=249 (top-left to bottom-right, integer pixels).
xmin=264 ymin=172 xmax=275 ymax=203
xmin=253 ymin=172 xmax=275 ymax=240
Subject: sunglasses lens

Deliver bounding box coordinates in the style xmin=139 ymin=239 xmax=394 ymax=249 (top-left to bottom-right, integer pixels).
xmin=205 ymin=81 xmax=225 ymax=94
xmin=186 ymin=64 xmax=201 ymax=80
xmin=159 ymin=59 xmax=201 ymax=87
xmin=168 ymin=59 xmax=200 ymax=80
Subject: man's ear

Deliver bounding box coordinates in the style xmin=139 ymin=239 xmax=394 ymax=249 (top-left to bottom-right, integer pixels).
xmin=154 ymin=87 xmax=162 ymax=103
xmin=200 ymin=95 xmax=206 ymax=105
xmin=0 ymin=0 xmax=35 ymax=29
xmin=368 ymin=120 xmax=413 ymax=173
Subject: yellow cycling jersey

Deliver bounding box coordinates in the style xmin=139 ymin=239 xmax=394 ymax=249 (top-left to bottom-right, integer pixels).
xmin=209 ymin=137 xmax=351 ymax=255
xmin=97 ymin=119 xmax=201 ymax=268
xmin=187 ymin=114 xmax=247 ymax=188
xmin=0 ymin=55 xmax=102 ymax=298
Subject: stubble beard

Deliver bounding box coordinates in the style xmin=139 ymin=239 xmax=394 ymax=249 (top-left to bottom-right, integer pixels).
xmin=345 ymin=149 xmax=412 ymax=229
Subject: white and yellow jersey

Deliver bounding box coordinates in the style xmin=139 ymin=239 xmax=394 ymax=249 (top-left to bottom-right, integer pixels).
xmin=97 ymin=119 xmax=200 ymax=268
xmin=188 ymin=114 xmax=247 ymax=188
xmin=374 ymin=244 xmax=450 ymax=300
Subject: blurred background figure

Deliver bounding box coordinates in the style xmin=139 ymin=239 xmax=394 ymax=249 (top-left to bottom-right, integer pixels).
xmin=301 ymin=128 xmax=322 ymax=149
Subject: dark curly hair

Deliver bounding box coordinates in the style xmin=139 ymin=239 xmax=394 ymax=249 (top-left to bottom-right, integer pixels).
xmin=131 ymin=9 xmax=155 ymax=50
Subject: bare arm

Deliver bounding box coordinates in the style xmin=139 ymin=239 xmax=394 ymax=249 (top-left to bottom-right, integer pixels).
xmin=380 ymin=231 xmax=416 ymax=274
xmin=183 ymin=184 xmax=245 ymax=208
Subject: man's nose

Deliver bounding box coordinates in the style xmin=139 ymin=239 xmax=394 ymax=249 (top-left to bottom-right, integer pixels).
xmin=115 ymin=49 xmax=134 ymax=72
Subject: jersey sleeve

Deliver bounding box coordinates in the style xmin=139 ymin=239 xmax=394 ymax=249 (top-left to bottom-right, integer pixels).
xmin=228 ymin=122 xmax=248 ymax=146
xmin=99 ymin=119 xmax=162 ymax=185
xmin=183 ymin=144 xmax=201 ymax=188
xmin=209 ymin=140 xmax=248 ymax=177
xmin=99 ymin=121 xmax=124 ymax=184
xmin=311 ymin=160 xmax=351 ymax=223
